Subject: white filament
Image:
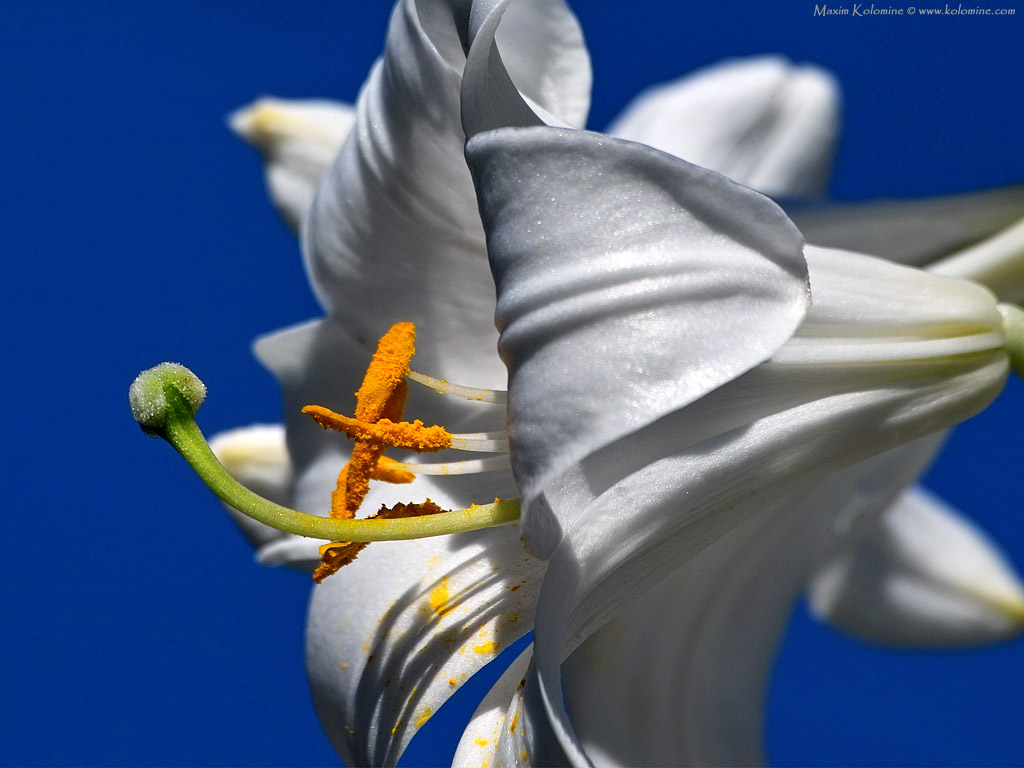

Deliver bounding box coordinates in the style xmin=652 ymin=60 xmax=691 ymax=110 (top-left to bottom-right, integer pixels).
xmin=449 ymin=432 xmax=510 ymax=452
xmin=408 ymin=370 xmax=508 ymax=404
xmin=389 ymin=455 xmax=512 ymax=475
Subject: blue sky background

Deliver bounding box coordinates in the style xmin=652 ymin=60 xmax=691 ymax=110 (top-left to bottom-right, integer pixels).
xmin=3 ymin=1 xmax=1023 ymax=765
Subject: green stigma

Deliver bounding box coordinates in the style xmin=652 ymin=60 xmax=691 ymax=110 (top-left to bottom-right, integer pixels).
xmin=129 ymin=363 xmax=206 ymax=435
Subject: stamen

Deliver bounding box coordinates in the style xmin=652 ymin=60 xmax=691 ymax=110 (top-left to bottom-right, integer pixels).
xmin=372 ymin=456 xmax=416 ymax=484
xmin=355 ymin=323 xmax=417 ymax=421
xmin=312 ymin=500 xmax=446 ymax=582
xmin=407 ymin=370 xmax=508 ymax=404
xmin=302 ymin=406 xmax=453 ymax=452
xmin=388 ymin=455 xmax=512 ymax=476
xmin=450 ymin=431 xmax=510 ymax=453
xmin=330 ymin=324 xmax=417 ymax=518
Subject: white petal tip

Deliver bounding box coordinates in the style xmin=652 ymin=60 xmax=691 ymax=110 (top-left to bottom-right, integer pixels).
xmin=209 ymin=423 xmax=289 ymax=478
xmin=226 ymin=97 xmax=355 ymax=151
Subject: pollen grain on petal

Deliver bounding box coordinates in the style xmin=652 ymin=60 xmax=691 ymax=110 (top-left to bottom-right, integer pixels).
xmin=413 ymin=706 xmax=433 ymax=729
xmin=429 ymin=575 xmax=458 ymax=617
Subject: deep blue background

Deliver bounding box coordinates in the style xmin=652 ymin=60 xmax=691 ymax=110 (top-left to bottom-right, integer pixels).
xmin=3 ymin=1 xmax=1022 ymax=765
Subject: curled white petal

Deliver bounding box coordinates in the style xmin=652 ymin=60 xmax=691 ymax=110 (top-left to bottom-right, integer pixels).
xmin=305 ymin=0 xmax=588 ymax=390
xmin=609 ymin=56 xmax=839 ymax=199
xmin=930 ymin=215 xmax=1024 ymax=304
xmin=486 ymin=236 xmax=1007 ymax=765
xmin=453 ymin=646 xmax=534 ymax=768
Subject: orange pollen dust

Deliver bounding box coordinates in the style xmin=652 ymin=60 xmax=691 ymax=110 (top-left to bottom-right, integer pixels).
xmin=311 ymin=500 xmax=446 ymax=583
xmin=302 ymin=407 xmax=453 ymax=453
xmin=301 ymin=322 xmax=455 ymax=581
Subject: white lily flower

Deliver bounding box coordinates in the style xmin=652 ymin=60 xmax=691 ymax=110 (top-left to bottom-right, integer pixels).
xmin=195 ymin=1 xmax=1024 ymax=765
xmin=455 ymin=3 xmax=1024 ymax=763
xmin=463 ymin=124 xmax=1019 ymax=767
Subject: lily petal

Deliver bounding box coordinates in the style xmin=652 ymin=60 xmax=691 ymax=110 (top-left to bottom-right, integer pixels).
xmin=304 ymin=0 xmax=589 ymax=386
xmin=789 ymin=185 xmax=1024 ymax=267
xmin=229 ymin=97 xmax=355 ymax=232
xmin=810 ymin=485 xmax=1024 ymax=647
xmin=252 ymin=318 xmax=544 ymax=766
xmin=465 ymin=126 xmax=809 ymax=554
xmin=306 ymin=530 xmax=544 ymax=766
xmin=552 ymin=431 xmax=1023 ymax=766
xmin=452 ymin=645 xmax=534 ymax=768
xmin=607 ymin=57 xmax=839 ymax=199
xmin=558 ymin=436 xmax=940 ymax=767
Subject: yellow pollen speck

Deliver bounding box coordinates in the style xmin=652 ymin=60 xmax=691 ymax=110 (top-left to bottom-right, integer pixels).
xmin=474 ymin=737 xmax=489 ymax=747
xmin=341 ymin=663 xmax=348 ymax=669
xmin=449 ymin=678 xmax=457 ymax=686
xmin=414 ymin=707 xmax=433 ymax=729
xmin=429 ymin=577 xmax=452 ymax=615
xmin=510 ymin=710 xmax=519 ymax=733
xmin=472 ymin=641 xmax=497 ymax=654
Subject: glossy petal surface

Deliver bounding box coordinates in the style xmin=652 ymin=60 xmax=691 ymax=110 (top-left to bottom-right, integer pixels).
xmin=466 ymin=126 xmax=809 ymax=554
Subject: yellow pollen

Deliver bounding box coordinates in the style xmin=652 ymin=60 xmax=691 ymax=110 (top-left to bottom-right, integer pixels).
xmin=472 ymin=641 xmax=497 ymax=654
xmin=414 ymin=707 xmax=434 ymax=729
xmin=474 ymin=737 xmax=489 ymax=747
xmin=430 ymin=576 xmax=452 ymax=616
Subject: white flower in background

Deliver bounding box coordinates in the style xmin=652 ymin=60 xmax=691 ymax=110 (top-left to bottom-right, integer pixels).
xmin=228 ymin=98 xmax=355 ymax=233
xmin=208 ymin=0 xmax=1024 ymax=765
